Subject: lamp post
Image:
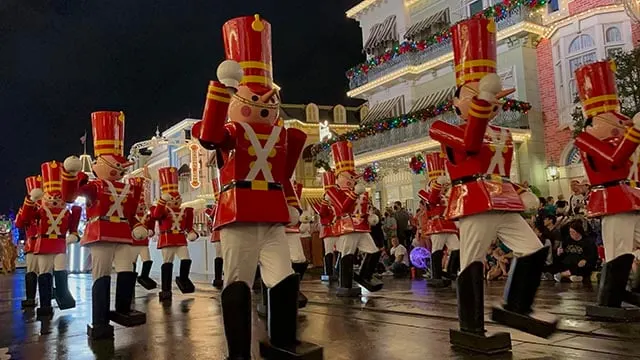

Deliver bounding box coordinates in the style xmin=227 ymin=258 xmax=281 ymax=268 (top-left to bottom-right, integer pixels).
xmin=545 ymin=162 xmax=560 ymax=182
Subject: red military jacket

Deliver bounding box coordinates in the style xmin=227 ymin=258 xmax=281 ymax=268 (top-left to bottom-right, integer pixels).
xmin=351 ymin=192 xmax=372 ymax=233
xmin=417 ymin=188 xmax=458 ymax=235
xmin=429 ymin=97 xmax=524 ymax=220
xmin=312 ymin=199 xmax=340 ymax=239
xmin=64 ymin=174 xmax=143 ymax=245
xmin=205 ymin=206 xmax=220 ymax=243
xmin=15 ymin=198 xmax=39 ymax=253
xmin=211 ymin=121 xmax=306 ymax=229
xmin=132 ymin=210 xmax=155 ymax=247
xmin=574 ymin=127 xmax=640 ymax=217
xmin=20 ymin=204 xmax=82 ymax=255
xmin=152 ymin=201 xmax=194 ymax=249
xmin=326 ymin=186 xmax=359 ymax=236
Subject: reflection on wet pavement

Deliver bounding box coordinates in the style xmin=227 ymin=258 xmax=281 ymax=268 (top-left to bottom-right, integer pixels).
xmin=2 ymin=269 xmax=640 ymax=359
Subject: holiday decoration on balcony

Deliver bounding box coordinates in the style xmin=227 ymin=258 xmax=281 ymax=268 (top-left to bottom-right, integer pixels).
xmin=409 ymin=153 xmax=426 ymax=175
xmin=346 ymin=0 xmax=547 ymax=81
xmin=310 ymin=98 xmax=531 ymax=156
xmin=362 ymin=164 xmax=378 ymax=183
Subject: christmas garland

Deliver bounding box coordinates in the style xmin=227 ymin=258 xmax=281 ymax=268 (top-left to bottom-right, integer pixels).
xmin=310 ymin=98 xmax=532 ymax=155
xmin=346 ymin=0 xmax=547 ymax=81
xmin=409 ymin=153 xmax=426 ymax=175
xmin=363 ymin=164 xmax=379 ymax=183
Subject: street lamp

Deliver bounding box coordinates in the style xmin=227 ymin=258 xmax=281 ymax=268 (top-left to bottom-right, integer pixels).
xmin=545 ymin=162 xmax=560 ymax=182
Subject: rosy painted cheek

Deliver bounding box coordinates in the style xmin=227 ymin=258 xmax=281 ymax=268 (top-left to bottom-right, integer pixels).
xmin=241 ymin=106 xmax=252 ymax=117
xmin=110 ymin=170 xmax=118 ymax=177
xmin=611 ymin=128 xmax=621 ymax=137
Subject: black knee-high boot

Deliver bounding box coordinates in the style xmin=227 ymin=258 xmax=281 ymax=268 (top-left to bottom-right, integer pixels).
xmin=36 ymin=273 xmax=54 ymax=318
xmin=354 ymin=251 xmax=383 ymax=292
xmin=87 ymin=276 xmax=114 ymax=340
xmin=213 ymin=257 xmax=224 ymax=289
xmin=53 ymin=270 xmax=76 ymax=310
xmin=22 ymin=271 xmax=38 ymax=308
xmin=259 ymin=274 xmax=323 ymax=359
xmin=110 ymin=272 xmax=146 ymax=327
xmin=292 ymin=262 xmax=308 ymax=308
xmin=588 ymin=253 xmax=640 ymax=320
xmin=159 ymin=263 xmax=173 ymax=302
xmin=446 ymin=249 xmax=461 ymax=280
xmin=137 ymin=260 xmax=157 ymax=290
xmin=336 ymin=254 xmax=361 ymax=297
xmin=321 ymin=253 xmax=334 ymax=282
xmin=492 ymin=246 xmax=557 ymax=338
xmin=222 ymin=281 xmax=252 ymax=360
xmin=450 ymin=262 xmax=511 ymax=354
xmin=175 ymin=259 xmax=195 ymax=293
xmin=427 ymin=250 xmax=451 ymax=287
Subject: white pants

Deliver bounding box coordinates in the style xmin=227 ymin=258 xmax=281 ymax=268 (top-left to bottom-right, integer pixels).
xmin=431 ymin=233 xmax=460 ymax=252
xmin=90 ymin=243 xmax=136 ymax=279
xmin=26 ymin=253 xmax=38 ymax=273
xmin=324 ymin=236 xmax=339 ymax=255
xmin=161 ymin=246 xmax=190 ymax=263
xmin=213 ymin=242 xmax=222 ymax=259
xmin=220 ymin=223 xmax=294 ymax=289
xmin=459 ymin=212 xmax=543 ymax=270
xmin=131 ymin=246 xmax=151 ymax=262
xmin=601 ymin=212 xmax=640 ymax=261
xmin=287 ymin=233 xmax=306 ymax=263
xmin=36 ymin=253 xmax=67 ymax=274
xmin=337 ymin=232 xmax=378 ymax=256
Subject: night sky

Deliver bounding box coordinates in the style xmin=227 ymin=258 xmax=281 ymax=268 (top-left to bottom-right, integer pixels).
xmin=0 ymin=0 xmax=364 ymax=213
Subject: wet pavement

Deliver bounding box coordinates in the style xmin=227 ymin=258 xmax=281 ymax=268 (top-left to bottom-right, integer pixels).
xmin=2 ymin=269 xmax=640 ymax=359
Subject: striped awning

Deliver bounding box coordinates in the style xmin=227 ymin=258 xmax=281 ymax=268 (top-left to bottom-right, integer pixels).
xmin=363 ymin=15 xmax=398 ymax=53
xmin=409 ymin=87 xmax=455 ymax=113
xmin=404 ymin=10 xmax=449 ymax=40
xmin=362 ymin=95 xmax=405 ymax=124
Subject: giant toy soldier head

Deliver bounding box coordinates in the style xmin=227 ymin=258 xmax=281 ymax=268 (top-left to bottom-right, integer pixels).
xmin=91 ymin=111 xmax=132 ymax=181
xmin=158 ymin=167 xmax=182 ymax=209
xmin=331 ymin=141 xmax=361 ymax=191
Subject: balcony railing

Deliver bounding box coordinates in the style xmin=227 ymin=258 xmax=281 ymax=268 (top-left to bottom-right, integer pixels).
xmin=348 ymin=7 xmax=542 ymax=90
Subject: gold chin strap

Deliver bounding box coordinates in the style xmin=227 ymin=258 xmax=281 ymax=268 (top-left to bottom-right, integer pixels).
xmin=232 ymin=93 xmax=280 ymax=110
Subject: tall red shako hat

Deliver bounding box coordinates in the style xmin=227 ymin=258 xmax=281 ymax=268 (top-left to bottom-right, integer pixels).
xmin=575 ymin=60 xmax=625 ymax=119
xmin=331 ymin=141 xmax=359 ymax=177
xmin=322 ymin=170 xmax=336 ymax=190
xmin=451 ymin=18 xmax=497 ymax=87
xmin=158 ymin=167 xmax=179 ymax=197
xmin=92 ymin=111 xmax=127 ymax=164
xmin=25 ymin=175 xmax=42 ymax=194
xmin=425 ymin=151 xmax=446 ymax=183
xmin=222 ymin=14 xmax=273 ymax=95
xmin=41 ymin=161 xmax=63 ymax=196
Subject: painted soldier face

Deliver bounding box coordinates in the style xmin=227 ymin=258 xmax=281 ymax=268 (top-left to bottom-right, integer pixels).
xmin=166 ymin=193 xmax=182 ymax=209
xmin=586 ymin=112 xmax=632 ymax=139
xmin=92 ymin=155 xmax=129 ymax=181
xmin=228 ymin=85 xmax=280 ymax=125
xmin=453 ymin=82 xmax=480 ymax=121
xmin=336 ymin=171 xmax=357 ymax=190
xmin=44 ymin=193 xmax=64 ymax=209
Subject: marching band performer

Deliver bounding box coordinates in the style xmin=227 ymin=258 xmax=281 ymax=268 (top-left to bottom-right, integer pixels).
xmin=191 ymin=14 xmax=322 ymax=359
xmin=417 ymin=152 xmax=460 ymax=287
xmin=23 ymin=161 xmax=81 ymax=318
xmin=62 ymin=111 xmax=148 ymax=340
xmin=129 ymin=177 xmax=157 ymax=290
xmin=313 ymin=170 xmax=340 ymax=282
xmin=289 ymin=182 xmax=310 ymax=308
xmin=571 ymin=61 xmax=640 ymax=320
xmin=206 ymin=156 xmax=224 ymax=289
xmin=152 ymin=167 xmax=198 ymax=302
xmin=428 ymin=18 xmax=556 ymax=353
xmin=15 ymin=175 xmax=42 ymax=309
xmin=326 ymin=141 xmax=382 ymax=296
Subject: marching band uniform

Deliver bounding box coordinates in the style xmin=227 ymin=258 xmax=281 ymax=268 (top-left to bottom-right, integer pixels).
xmin=192 ymin=14 xmax=322 ymax=359
xmin=417 ymin=152 xmax=460 ymax=287
xmin=288 ymin=182 xmax=309 ymax=308
xmin=326 ymin=141 xmax=382 ymax=296
xmin=313 ymin=170 xmax=340 ymax=282
xmin=22 ymin=161 xmax=81 ymax=318
xmin=428 ymin=18 xmax=556 ymax=353
xmin=571 ymin=61 xmax=640 ymax=320
xmin=15 ymin=175 xmax=42 ymax=308
xmin=62 ymin=111 xmax=148 ymax=339
xmin=206 ymin=164 xmax=224 ymax=289
xmin=129 ymin=177 xmax=157 ymax=290
xmin=152 ymin=167 xmax=198 ymax=302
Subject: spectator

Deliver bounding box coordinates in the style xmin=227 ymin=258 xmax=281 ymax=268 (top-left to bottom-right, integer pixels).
xmin=387 ymin=236 xmax=410 ymax=277
xmin=545 ymin=196 xmax=557 ymax=216
xmin=370 ymin=207 xmax=386 ymax=249
xmin=568 ymin=180 xmax=586 ymax=216
xmin=383 ymin=211 xmax=397 ymax=248
xmin=534 ymin=224 xmax=555 ymax=279
xmin=554 ymin=220 xmax=598 ymax=283
xmin=486 ymin=242 xmax=513 ymax=280
xmin=393 ymin=201 xmax=411 ymax=248
xmin=556 ymin=200 xmax=568 ymax=215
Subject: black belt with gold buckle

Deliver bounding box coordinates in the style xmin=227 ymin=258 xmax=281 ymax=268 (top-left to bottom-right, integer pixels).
xmin=89 ymin=216 xmax=129 ymax=223
xmin=160 ymin=230 xmax=182 ymax=235
xmin=452 ymin=174 xmax=510 ymax=186
xmin=592 ymin=179 xmax=633 ymax=189
xmin=221 ymin=180 xmax=283 ymax=192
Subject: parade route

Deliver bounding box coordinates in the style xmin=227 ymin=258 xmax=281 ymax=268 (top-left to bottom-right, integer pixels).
xmin=1 ymin=270 xmax=640 ymax=360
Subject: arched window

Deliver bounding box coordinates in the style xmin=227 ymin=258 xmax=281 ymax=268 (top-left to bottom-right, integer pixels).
xmin=333 ymin=105 xmax=346 ymax=124
xmin=568 ymin=34 xmax=594 ymax=54
xmin=567 ymin=34 xmax=596 ymax=100
xmin=359 ymin=105 xmax=369 ymax=124
xmin=605 ymin=26 xmax=622 ymax=43
xmin=305 ymin=103 xmax=319 ymax=123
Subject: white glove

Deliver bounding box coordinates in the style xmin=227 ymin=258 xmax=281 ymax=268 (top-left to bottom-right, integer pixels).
xmin=187 ymin=231 xmax=198 ymax=242
xmin=299 ymin=211 xmax=312 ymax=224
xmin=436 ymin=176 xmax=449 ymax=186
xmin=147 ymin=229 xmax=155 ymax=237
xmin=354 ymin=183 xmax=366 ymax=195
xmin=132 ymin=225 xmax=148 ymax=240
xmin=299 ymin=223 xmax=311 ymax=234
xmin=368 ymin=214 xmax=380 ymax=226
xmin=161 ymin=193 xmax=172 ymax=202
xmin=633 ymin=113 xmax=640 ymax=128
xmin=478 ymin=73 xmax=502 ymax=102
xmin=30 ymin=188 xmax=44 ymax=202
xmin=216 ymin=60 xmax=244 ymax=89
xmin=520 ymin=191 xmax=540 ymax=212
xmin=66 ymin=233 xmax=79 ymax=244
xmin=288 ymin=206 xmax=300 ymax=226
xmin=63 ymin=156 xmax=82 ymax=175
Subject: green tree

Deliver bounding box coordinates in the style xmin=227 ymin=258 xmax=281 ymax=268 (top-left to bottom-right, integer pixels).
xmin=612 ymin=47 xmax=640 ymax=118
